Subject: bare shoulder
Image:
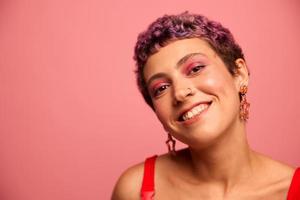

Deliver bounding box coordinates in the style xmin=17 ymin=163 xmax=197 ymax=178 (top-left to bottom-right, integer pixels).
xmin=111 ymin=152 xmax=183 ymax=200
xmin=255 ymin=151 xmax=296 ymax=177
xmin=111 ymin=161 xmax=145 ymax=200
xmin=253 ymin=151 xmax=296 ymax=197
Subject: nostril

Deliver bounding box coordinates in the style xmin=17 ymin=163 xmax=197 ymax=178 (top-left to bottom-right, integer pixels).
xmin=174 ymin=87 xmax=193 ymax=102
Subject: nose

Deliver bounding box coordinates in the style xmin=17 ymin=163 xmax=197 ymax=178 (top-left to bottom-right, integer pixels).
xmin=173 ymin=85 xmax=195 ymax=105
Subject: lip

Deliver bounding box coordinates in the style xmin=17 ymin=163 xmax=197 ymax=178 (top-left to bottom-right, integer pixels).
xmin=177 ymin=101 xmax=212 ymax=126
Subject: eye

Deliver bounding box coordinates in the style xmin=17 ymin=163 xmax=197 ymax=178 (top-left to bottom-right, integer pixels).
xmin=187 ymin=65 xmax=205 ymax=76
xmin=152 ymin=83 xmax=170 ymax=97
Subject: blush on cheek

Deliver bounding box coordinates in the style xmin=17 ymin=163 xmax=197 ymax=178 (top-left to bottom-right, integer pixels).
xmin=155 ymin=109 xmax=168 ymax=128
xmin=205 ymin=78 xmax=225 ymax=94
xmin=153 ymin=99 xmax=171 ymax=127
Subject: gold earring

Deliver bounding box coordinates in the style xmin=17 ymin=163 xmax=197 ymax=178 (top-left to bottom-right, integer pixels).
xmin=239 ymin=85 xmax=250 ymax=121
xmin=165 ymin=133 xmax=176 ymax=156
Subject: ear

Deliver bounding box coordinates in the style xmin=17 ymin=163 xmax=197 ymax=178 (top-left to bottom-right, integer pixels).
xmin=233 ymin=58 xmax=250 ymax=91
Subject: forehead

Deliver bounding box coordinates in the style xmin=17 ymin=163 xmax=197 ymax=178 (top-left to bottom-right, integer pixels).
xmin=144 ymin=38 xmax=217 ymax=79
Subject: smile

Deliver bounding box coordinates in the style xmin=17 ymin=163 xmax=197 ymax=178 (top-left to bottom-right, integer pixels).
xmin=178 ymin=101 xmax=212 ymax=122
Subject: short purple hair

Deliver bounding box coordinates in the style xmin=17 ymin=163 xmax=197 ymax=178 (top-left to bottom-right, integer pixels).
xmin=134 ymin=11 xmax=246 ymax=109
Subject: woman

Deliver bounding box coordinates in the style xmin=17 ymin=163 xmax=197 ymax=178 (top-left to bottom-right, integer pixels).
xmin=112 ymin=12 xmax=300 ymax=200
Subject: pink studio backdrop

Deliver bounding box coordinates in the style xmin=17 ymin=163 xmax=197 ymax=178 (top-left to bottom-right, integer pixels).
xmin=0 ymin=0 xmax=299 ymax=199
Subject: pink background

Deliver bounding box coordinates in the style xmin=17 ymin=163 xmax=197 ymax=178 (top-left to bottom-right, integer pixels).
xmin=0 ymin=0 xmax=299 ymax=199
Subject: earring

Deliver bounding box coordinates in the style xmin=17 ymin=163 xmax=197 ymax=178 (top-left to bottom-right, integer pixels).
xmin=239 ymin=85 xmax=250 ymax=121
xmin=165 ymin=133 xmax=176 ymax=155
xmin=187 ymin=87 xmax=194 ymax=95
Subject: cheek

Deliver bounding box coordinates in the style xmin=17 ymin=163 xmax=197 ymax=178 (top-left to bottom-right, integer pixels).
xmin=201 ymin=74 xmax=229 ymax=97
xmin=199 ymin=70 xmax=238 ymax=106
xmin=154 ymin=106 xmax=173 ymax=132
xmin=153 ymin=99 xmax=171 ymax=123
xmin=206 ymin=73 xmax=240 ymax=111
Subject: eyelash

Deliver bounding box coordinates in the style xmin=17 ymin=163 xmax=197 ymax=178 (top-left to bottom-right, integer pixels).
xmin=152 ymin=83 xmax=170 ymax=97
xmin=151 ymin=64 xmax=205 ymax=97
xmin=186 ymin=64 xmax=205 ymax=75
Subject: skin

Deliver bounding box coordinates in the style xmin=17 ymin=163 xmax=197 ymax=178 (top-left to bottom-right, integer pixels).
xmin=112 ymin=38 xmax=295 ymax=200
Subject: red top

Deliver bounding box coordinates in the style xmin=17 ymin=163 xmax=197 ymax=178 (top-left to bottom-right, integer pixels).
xmin=287 ymin=167 xmax=300 ymax=199
xmin=140 ymin=155 xmax=157 ymax=200
xmin=140 ymin=155 xmax=300 ymax=200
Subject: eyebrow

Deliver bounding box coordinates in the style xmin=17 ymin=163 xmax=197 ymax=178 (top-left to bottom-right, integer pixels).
xmin=146 ymin=52 xmax=206 ymax=86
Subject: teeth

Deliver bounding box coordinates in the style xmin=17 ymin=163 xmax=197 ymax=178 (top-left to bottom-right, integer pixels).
xmin=182 ymin=104 xmax=209 ymax=121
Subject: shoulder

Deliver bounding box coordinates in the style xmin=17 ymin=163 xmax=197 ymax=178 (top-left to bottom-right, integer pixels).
xmin=253 ymin=151 xmax=296 ymax=196
xmin=111 ymin=161 xmax=145 ymax=200
xmin=255 ymin=151 xmax=296 ymax=175
xmin=255 ymin=151 xmax=296 ymax=182
xmin=111 ymin=153 xmax=175 ymax=200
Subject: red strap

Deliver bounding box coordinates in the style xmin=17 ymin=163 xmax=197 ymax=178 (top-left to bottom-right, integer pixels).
xmin=287 ymin=167 xmax=300 ymax=200
xmin=141 ymin=155 xmax=157 ymax=194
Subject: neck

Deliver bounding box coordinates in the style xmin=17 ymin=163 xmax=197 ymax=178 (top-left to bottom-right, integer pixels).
xmin=186 ymin=120 xmax=258 ymax=192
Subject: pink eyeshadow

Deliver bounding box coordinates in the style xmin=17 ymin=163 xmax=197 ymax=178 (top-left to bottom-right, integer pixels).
xmin=150 ymin=80 xmax=166 ymax=91
xmin=182 ymin=56 xmax=209 ymax=73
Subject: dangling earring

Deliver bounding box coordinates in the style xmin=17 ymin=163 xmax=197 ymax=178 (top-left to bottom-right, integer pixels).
xmin=239 ymin=85 xmax=250 ymax=121
xmin=165 ymin=133 xmax=176 ymax=155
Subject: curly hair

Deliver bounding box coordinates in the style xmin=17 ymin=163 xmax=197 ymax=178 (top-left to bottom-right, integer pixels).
xmin=134 ymin=11 xmax=246 ymax=109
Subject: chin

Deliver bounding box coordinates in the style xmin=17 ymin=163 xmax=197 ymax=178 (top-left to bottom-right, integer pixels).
xmin=172 ymin=119 xmax=230 ymax=149
xmin=167 ymin=110 xmax=239 ymax=148
xmin=188 ymin=128 xmax=223 ymax=148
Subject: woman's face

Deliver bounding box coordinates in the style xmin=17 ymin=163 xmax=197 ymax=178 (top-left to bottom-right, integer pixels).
xmin=144 ymin=38 xmax=247 ymax=149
